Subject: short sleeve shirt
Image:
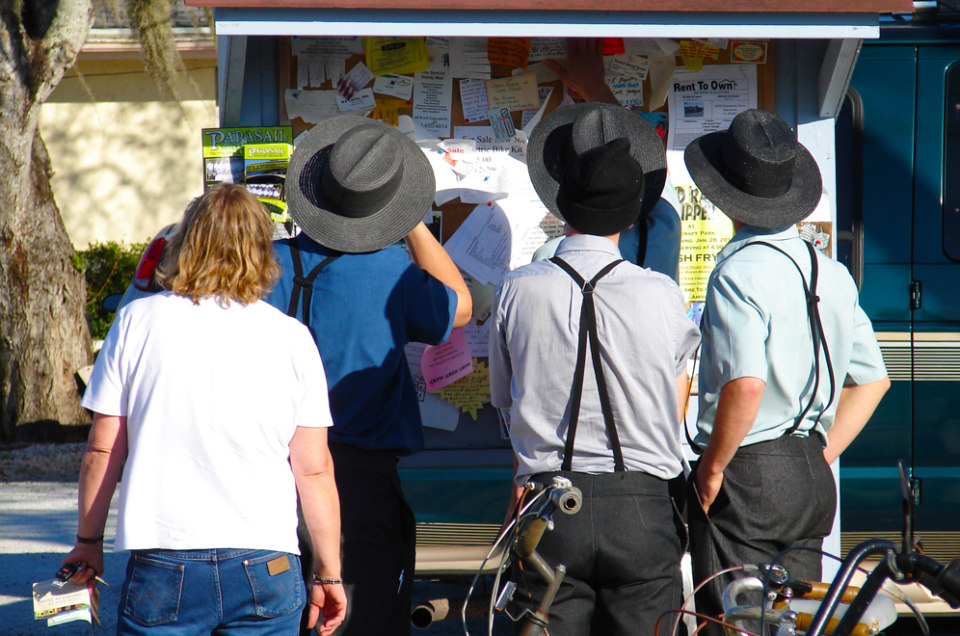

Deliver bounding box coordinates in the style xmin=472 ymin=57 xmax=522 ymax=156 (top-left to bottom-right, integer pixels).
xmin=266 ymin=234 xmax=458 ymax=454
xmin=695 ymin=226 xmax=888 ymax=447
xmin=82 ymin=292 xmax=333 ymax=553
xmin=491 ymin=234 xmax=701 ymax=483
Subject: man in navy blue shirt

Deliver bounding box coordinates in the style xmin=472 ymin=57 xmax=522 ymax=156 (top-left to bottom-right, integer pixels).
xmin=267 ymin=115 xmax=472 ymax=636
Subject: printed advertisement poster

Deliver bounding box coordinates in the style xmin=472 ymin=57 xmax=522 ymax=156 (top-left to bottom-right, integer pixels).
xmin=676 ymin=185 xmax=734 ymax=303
xmin=666 ymin=64 xmax=757 ymax=186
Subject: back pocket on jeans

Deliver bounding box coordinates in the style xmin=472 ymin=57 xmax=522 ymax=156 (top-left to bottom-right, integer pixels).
xmin=243 ymin=552 xmax=303 ymax=618
xmin=122 ymin=554 xmax=184 ymax=626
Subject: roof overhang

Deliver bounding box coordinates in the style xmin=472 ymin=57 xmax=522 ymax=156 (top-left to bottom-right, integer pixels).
xmin=188 ymin=1 xmax=914 ymax=39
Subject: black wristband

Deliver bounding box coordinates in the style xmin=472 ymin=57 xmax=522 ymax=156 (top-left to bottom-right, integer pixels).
xmin=76 ymin=534 xmax=104 ymax=544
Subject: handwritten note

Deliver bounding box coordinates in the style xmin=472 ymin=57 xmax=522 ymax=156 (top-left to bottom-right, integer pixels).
xmin=528 ymin=38 xmax=566 ymax=62
xmin=421 ymin=328 xmax=474 ymax=391
xmin=434 ymin=358 xmax=490 ymax=421
xmin=486 ymin=73 xmax=539 ymax=111
xmin=459 ymin=79 xmax=489 ymax=123
xmin=608 ymin=54 xmax=651 ymax=80
xmin=487 ymin=37 xmax=530 ymax=70
xmin=284 ymin=88 xmax=339 ymax=124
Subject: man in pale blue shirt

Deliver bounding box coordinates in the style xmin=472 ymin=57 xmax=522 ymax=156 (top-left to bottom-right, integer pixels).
xmin=683 ymin=109 xmax=890 ymax=632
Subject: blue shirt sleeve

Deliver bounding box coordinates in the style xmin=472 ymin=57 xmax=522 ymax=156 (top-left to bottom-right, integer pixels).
xmin=403 ymin=264 xmax=458 ymax=345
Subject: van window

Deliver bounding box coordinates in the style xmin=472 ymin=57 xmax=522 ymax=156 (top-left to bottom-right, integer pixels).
xmin=944 ymin=62 xmax=960 ymax=261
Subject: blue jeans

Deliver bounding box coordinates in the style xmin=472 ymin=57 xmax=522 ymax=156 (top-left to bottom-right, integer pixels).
xmin=118 ymin=548 xmax=305 ymax=635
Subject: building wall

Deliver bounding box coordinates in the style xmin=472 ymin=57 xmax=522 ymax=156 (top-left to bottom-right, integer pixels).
xmin=40 ymin=57 xmax=219 ymax=249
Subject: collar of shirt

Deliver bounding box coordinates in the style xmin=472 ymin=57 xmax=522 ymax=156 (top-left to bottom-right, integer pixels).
xmin=555 ymin=233 xmax=622 ymax=259
xmin=717 ymin=225 xmax=800 ymax=266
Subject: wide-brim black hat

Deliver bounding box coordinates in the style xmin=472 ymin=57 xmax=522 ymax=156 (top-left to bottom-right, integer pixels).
xmin=527 ymin=103 xmax=666 ymax=222
xmin=287 ymin=115 xmax=435 ymax=253
xmin=684 ymin=109 xmax=822 ymax=229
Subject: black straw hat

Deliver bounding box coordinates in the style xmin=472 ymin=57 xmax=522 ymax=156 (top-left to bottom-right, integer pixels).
xmin=557 ymin=138 xmax=644 ymax=236
xmin=684 ymin=109 xmax=822 ymax=229
xmin=287 ymin=115 xmax=435 ymax=253
xmin=527 ymin=103 xmax=666 ymax=222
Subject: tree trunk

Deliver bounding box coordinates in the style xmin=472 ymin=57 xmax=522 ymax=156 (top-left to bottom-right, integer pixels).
xmin=0 ymin=2 xmax=95 ymax=439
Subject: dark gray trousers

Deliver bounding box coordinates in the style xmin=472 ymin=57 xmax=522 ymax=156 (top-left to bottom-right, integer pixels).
xmin=513 ymin=470 xmax=685 ymax=636
xmin=687 ymin=434 xmax=836 ymax=636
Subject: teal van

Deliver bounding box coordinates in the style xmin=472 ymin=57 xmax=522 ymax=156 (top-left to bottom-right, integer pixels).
xmin=834 ymin=15 xmax=960 ymax=567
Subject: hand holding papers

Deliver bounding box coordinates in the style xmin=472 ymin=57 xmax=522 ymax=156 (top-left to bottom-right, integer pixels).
xmin=33 ymin=579 xmax=100 ymax=627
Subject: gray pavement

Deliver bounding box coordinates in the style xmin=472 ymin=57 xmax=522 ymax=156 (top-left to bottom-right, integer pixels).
xmin=3 ymin=482 xmax=959 ymax=635
xmin=0 ymin=482 xmax=507 ymax=635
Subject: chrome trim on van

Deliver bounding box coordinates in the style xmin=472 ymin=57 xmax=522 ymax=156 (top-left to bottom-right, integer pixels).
xmin=875 ymin=332 xmax=960 ymax=382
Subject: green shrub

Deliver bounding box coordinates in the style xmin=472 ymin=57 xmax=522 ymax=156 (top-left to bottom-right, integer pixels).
xmin=73 ymin=240 xmax=148 ymax=340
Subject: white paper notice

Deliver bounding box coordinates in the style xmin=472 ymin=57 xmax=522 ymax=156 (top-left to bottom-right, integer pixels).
xmin=463 ymin=319 xmax=491 ymax=358
xmin=285 ymin=89 xmax=340 ymax=124
xmin=373 ymin=74 xmax=414 ymax=100
xmin=421 ymin=146 xmax=463 ymax=206
xmin=426 ymin=37 xmax=451 ymax=71
xmin=606 ymin=75 xmax=643 ymax=110
xmin=452 ymin=126 xmax=529 ymax=204
xmin=459 ymin=79 xmax=489 ymax=124
xmin=336 ymin=87 xmax=377 ymax=113
xmin=413 ymin=69 xmax=453 ymax=138
xmin=444 ymin=195 xmax=552 ymax=286
xmin=404 ymin=342 xmax=461 ymax=431
xmin=450 ymin=38 xmax=491 ymax=79
xmin=608 ymin=54 xmax=651 ymax=80
xmin=667 ymin=64 xmax=758 ymax=186
xmin=292 ymin=36 xmax=362 ymax=57
xmin=528 ymin=38 xmax=567 ymax=62
xmin=521 ymin=86 xmax=554 ymax=133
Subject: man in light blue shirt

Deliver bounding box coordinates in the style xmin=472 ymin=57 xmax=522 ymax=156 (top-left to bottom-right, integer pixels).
xmin=683 ymin=109 xmax=890 ymax=631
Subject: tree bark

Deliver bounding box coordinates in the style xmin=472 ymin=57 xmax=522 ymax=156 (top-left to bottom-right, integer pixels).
xmin=0 ymin=2 xmax=95 ymax=439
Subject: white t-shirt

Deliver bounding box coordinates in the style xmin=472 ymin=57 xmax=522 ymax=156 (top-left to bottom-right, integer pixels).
xmin=82 ymin=291 xmax=333 ymax=554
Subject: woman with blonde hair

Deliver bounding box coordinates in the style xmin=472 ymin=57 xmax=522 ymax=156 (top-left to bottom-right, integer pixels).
xmin=62 ymin=184 xmax=346 ymax=635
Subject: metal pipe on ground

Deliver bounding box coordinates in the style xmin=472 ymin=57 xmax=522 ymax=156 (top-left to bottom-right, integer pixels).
xmin=411 ymin=596 xmax=490 ymax=629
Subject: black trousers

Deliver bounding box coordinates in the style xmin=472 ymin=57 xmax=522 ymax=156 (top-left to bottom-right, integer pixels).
xmin=687 ymin=434 xmax=836 ymax=636
xmin=512 ymin=470 xmax=685 ymax=636
xmin=298 ymin=442 xmax=416 ymax=636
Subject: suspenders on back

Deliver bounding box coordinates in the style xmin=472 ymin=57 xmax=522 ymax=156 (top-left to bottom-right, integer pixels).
xmin=687 ymin=238 xmax=837 ymax=453
xmin=286 ymin=240 xmax=341 ymax=335
xmin=746 ymin=239 xmax=836 ymax=436
xmin=549 ymin=256 xmax=626 ymax=472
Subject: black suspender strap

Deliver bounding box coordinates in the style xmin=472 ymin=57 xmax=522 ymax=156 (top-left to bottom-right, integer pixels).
xmin=732 ymin=239 xmax=836 ymax=436
xmin=549 ymin=256 xmax=626 ymax=472
xmin=286 ymin=240 xmax=341 ymax=334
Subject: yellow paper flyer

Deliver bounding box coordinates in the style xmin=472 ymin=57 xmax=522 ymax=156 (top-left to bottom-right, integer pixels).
xmin=676 ymin=185 xmax=734 ymax=303
xmin=363 ymin=37 xmax=429 ymax=76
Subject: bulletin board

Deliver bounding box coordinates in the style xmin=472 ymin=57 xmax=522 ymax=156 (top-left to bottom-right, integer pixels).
xmin=276 ymin=36 xmax=777 ymax=242
xmin=273 ymin=35 xmax=777 ymax=432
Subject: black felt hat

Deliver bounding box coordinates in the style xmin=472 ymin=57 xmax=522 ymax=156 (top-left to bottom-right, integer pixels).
xmin=527 ymin=103 xmax=666 ymax=222
xmin=287 ymin=115 xmax=434 ymax=253
xmin=684 ymin=109 xmax=822 ymax=229
xmin=557 ymin=138 xmax=644 ymax=236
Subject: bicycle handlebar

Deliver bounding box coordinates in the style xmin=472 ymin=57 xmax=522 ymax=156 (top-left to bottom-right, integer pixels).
xmin=806 ymin=540 xmax=960 ymax=636
xmin=900 ymin=553 xmax=960 ymax=609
